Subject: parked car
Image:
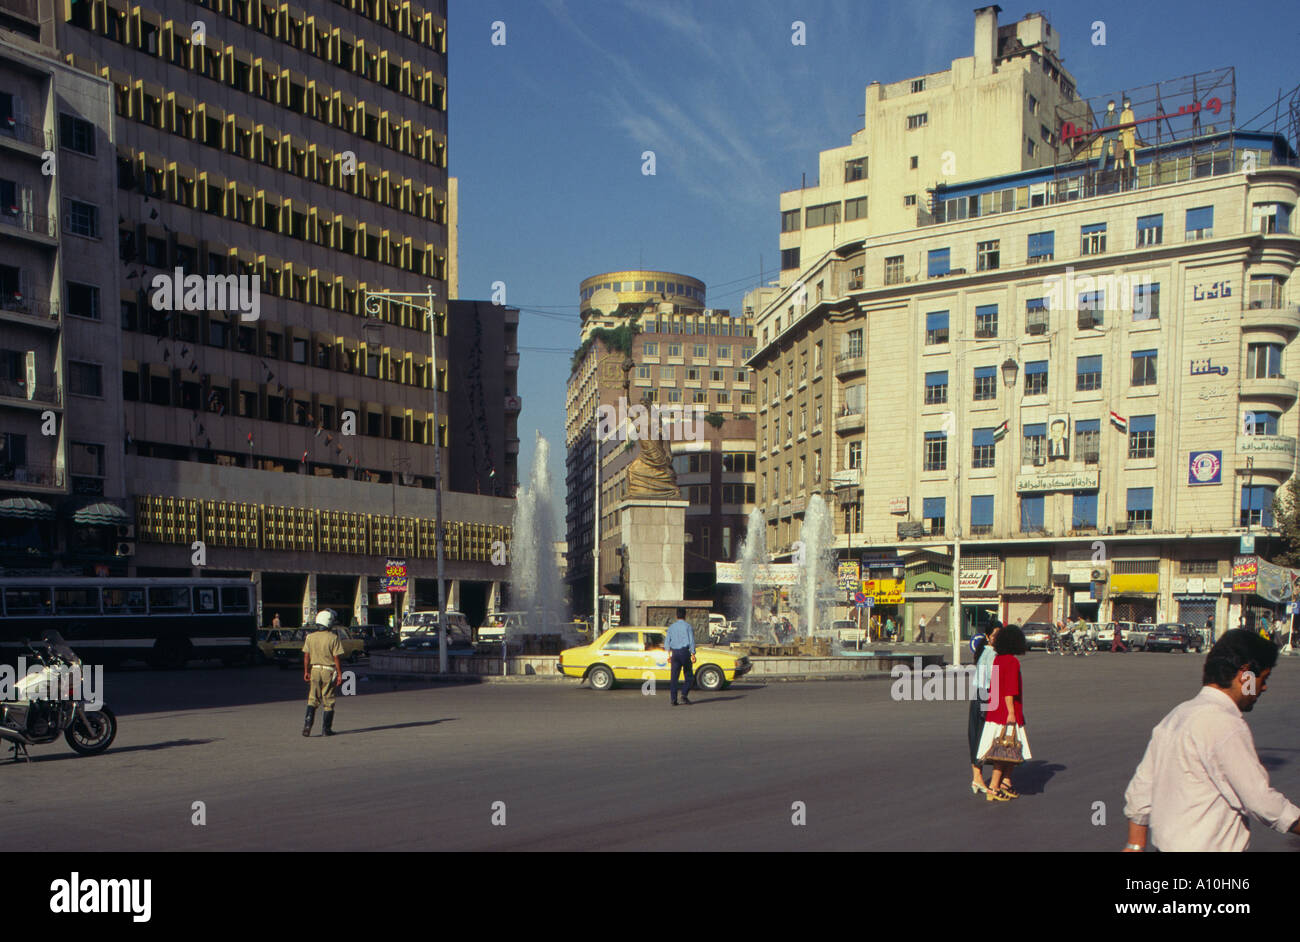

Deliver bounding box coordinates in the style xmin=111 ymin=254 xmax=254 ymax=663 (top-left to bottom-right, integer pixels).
xmin=1022 ymin=622 xmax=1054 ymax=650
xmin=397 ymin=631 xmax=476 ymax=654
xmin=1100 ymin=621 xmax=1137 ymax=648
xmin=1143 ymin=622 xmax=1205 ymax=653
xmin=273 ymin=627 xmax=365 ymax=669
xmin=400 ymin=610 xmax=472 ymax=644
xmin=559 ymin=627 xmax=752 ymax=692
xmin=1129 ymin=623 xmax=1157 ymax=650
xmin=256 ymin=627 xmax=304 ymax=664
xmin=351 ymin=625 xmax=396 ymax=653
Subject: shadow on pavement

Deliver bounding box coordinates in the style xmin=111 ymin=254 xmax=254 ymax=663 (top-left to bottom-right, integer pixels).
xmin=330 ymin=719 xmax=456 ymax=736
xmin=1011 ymin=760 xmax=1066 ymax=795
xmin=682 ymin=695 xmax=747 ymax=705
xmin=20 ymin=738 xmax=221 ymax=763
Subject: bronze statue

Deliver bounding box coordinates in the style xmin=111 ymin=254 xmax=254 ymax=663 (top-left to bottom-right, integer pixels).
xmin=622 ymin=359 xmax=678 ymax=499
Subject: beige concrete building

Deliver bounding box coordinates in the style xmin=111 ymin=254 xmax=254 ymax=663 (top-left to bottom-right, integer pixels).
xmin=754 ymin=9 xmax=1299 ymax=643
xmin=13 ymin=0 xmax=515 ymax=628
xmin=0 ymin=27 xmax=128 ymax=569
xmin=778 ymin=7 xmax=1078 ymax=288
xmin=753 ymin=126 xmax=1299 ymax=642
xmin=565 ymin=272 xmax=757 ymax=619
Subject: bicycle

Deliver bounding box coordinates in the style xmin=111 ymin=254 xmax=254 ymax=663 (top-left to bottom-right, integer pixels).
xmin=1045 ymin=631 xmax=1061 ymax=654
xmin=1057 ymin=631 xmax=1076 ymax=656
xmin=1077 ymin=633 xmax=1097 ymax=656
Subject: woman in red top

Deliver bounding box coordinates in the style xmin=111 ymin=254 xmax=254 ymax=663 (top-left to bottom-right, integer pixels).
xmin=976 ymin=624 xmax=1032 ymax=801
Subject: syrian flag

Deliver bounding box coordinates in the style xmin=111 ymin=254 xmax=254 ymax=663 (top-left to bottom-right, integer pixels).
xmin=1110 ymin=411 xmax=1128 ymax=433
xmin=992 ymin=420 xmax=1008 ymax=441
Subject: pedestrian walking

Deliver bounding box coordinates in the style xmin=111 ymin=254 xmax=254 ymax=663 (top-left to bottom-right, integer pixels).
xmin=1111 ymin=622 xmax=1128 ymax=653
xmin=977 ymin=624 xmax=1031 ymax=802
xmin=916 ymin=615 xmax=927 ymax=643
xmin=665 ymin=607 xmax=696 ymax=706
xmin=272 ymin=613 xmax=281 ymax=630
xmin=1123 ymin=629 xmax=1300 ymax=851
xmin=885 ymin=616 xmax=895 ymax=642
xmin=301 ymin=610 xmax=343 ymax=737
xmin=969 ymin=621 xmax=1001 ymax=795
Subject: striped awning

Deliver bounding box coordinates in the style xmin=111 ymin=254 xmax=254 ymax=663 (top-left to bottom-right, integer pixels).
xmin=0 ymin=497 xmax=55 ymax=520
xmin=72 ymin=502 xmax=131 ymax=526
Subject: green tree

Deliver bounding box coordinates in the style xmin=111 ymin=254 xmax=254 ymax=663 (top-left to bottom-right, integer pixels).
xmin=1269 ymin=475 xmax=1300 ymax=568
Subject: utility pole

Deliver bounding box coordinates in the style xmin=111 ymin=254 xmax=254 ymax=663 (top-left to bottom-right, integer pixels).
xmin=363 ymin=287 xmax=448 ymax=673
xmin=593 ymin=421 xmax=601 ymax=638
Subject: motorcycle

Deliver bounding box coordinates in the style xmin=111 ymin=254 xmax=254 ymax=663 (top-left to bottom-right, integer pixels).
xmin=0 ymin=631 xmax=117 ymax=762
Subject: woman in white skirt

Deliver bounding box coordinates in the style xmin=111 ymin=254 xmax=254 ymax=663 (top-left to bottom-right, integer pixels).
xmin=977 ymin=623 xmax=1031 ymax=801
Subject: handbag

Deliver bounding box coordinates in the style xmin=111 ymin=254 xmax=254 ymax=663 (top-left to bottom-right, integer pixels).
xmin=981 ymin=723 xmax=1024 ymax=765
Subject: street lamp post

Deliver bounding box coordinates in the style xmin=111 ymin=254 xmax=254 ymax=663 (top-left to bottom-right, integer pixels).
xmin=363 ymin=287 xmax=448 ymax=674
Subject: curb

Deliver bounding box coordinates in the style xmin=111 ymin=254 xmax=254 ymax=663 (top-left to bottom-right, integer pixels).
xmin=362 ymin=671 xmax=902 ymax=685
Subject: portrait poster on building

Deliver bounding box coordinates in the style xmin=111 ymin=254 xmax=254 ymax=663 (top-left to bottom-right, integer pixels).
xmin=1046 ymin=414 xmax=1070 ymax=459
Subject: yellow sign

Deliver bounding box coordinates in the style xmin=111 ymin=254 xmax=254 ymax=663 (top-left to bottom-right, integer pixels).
xmin=1110 ymin=573 xmax=1159 ymax=595
xmin=861 ymin=578 xmax=904 ymax=604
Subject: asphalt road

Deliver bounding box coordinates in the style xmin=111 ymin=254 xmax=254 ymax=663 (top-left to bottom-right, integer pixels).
xmin=4 ymin=651 xmax=1299 ymax=851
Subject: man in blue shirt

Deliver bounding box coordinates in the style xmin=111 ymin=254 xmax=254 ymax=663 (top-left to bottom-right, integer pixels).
xmin=665 ymin=607 xmax=696 ymax=706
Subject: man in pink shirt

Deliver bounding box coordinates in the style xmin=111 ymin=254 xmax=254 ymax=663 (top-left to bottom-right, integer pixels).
xmin=1123 ymin=629 xmax=1300 ymax=851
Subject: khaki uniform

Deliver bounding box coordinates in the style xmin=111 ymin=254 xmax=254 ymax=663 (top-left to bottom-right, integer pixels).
xmin=303 ymin=629 xmax=344 ymax=709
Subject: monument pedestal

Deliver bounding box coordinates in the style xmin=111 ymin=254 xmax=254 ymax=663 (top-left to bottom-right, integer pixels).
xmin=619 ymin=498 xmax=688 ymax=625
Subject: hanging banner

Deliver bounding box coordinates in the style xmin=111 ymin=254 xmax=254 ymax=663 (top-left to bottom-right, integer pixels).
xmin=1232 ymin=555 xmax=1257 ymax=593
xmin=837 ymin=561 xmax=861 ymax=590
xmin=715 ymin=562 xmax=803 ymax=586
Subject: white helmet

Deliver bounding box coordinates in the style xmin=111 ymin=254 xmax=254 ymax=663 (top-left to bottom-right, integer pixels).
xmin=315 ymin=610 xmax=336 ymax=629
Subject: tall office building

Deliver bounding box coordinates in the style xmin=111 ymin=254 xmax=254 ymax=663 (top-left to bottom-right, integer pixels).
xmin=752 ymin=9 xmax=1299 ymax=642
xmin=565 ymin=270 xmax=757 ymax=619
xmin=0 ymin=24 xmax=127 ymax=568
xmin=14 ymin=0 xmax=514 ymax=628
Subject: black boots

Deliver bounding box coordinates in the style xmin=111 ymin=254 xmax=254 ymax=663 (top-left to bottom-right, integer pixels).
xmin=322 ymin=711 xmax=335 ymax=736
xmin=302 ymin=705 xmax=316 ymax=737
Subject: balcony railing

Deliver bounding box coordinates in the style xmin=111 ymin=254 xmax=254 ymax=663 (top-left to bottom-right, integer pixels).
xmin=0 ymin=377 xmax=61 ymax=403
xmin=0 ymin=292 xmax=58 ymax=325
xmin=0 ymin=210 xmax=56 ymax=239
xmin=834 ymin=351 xmax=865 ymax=376
xmin=0 ymin=462 xmax=64 ymax=488
xmin=0 ymin=116 xmax=50 ymax=150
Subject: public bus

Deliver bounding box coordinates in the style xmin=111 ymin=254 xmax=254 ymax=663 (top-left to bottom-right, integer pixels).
xmin=0 ymin=577 xmax=258 ymax=669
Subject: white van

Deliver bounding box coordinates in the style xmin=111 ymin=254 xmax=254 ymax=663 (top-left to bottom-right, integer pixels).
xmin=400 ymin=609 xmax=472 ymax=644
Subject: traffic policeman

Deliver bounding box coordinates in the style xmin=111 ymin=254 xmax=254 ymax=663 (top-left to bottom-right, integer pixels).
xmin=302 ymin=610 xmax=344 ymax=736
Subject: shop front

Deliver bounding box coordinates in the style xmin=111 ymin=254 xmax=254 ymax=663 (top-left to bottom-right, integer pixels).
xmin=1002 ymin=553 xmax=1051 ymax=625
xmin=1109 ymin=563 xmax=1159 ymax=624
xmin=859 ymin=555 xmax=904 ymax=636
xmin=958 ymin=554 xmax=1000 ymax=638
xmin=1060 ymin=559 xmax=1104 ymax=622
xmin=904 ymin=550 xmax=953 ymax=644
xmin=1231 ymin=554 xmax=1296 ymax=635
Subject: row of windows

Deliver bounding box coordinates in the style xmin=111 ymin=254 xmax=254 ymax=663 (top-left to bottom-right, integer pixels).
xmin=110 ymin=68 xmax=443 ymax=170
xmin=582 ymin=280 xmax=703 ymax=302
xmin=638 ymin=366 xmax=749 ymax=383
xmin=782 ymin=196 xmax=869 ymax=233
xmin=639 ymin=322 xmax=754 ymax=338
xmin=72 ymin=0 xmax=445 ymax=111
xmin=641 ymin=342 xmax=756 ymax=359
xmin=912 ymin=485 xmax=1275 ymax=535
xmin=921 ymin=344 xmax=1284 ymax=405
xmin=117 ymin=118 xmax=444 ymax=224
xmin=671 ymin=452 xmax=757 ymax=474
xmin=642 ymin=388 xmax=755 ymax=407
xmin=920 ymin=415 xmax=1162 ymax=473
xmin=122 ymin=365 xmax=443 ymax=445
xmin=121 ymin=307 xmax=443 ymax=390
xmin=118 ymin=183 xmax=444 ymax=280
xmin=759 ymin=452 xmax=826 ymax=500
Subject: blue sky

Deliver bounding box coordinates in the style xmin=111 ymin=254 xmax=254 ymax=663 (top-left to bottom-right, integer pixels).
xmin=449 ymin=0 xmax=1299 ymax=517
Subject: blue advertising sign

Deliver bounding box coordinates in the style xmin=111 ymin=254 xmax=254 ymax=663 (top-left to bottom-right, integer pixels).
xmin=1188 ymin=450 xmax=1222 ymax=486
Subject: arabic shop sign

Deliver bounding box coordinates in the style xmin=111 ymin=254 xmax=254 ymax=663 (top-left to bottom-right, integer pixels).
xmin=1237 ymin=435 xmax=1297 ymax=458
xmin=1060 ymin=95 xmax=1225 ymax=145
xmin=715 ymin=562 xmax=803 ymax=586
xmin=1014 ymin=469 xmax=1100 ymax=493
xmin=1189 ymin=359 xmax=1229 ymax=377
xmin=861 ymin=578 xmax=904 ymax=604
xmin=905 ymin=569 xmax=953 ymax=594
xmin=380 ymin=558 xmax=408 ymax=593
xmin=837 ymin=561 xmax=861 ymax=590
xmin=958 ymin=567 xmax=999 ymax=593
xmin=1232 ymin=555 xmax=1257 ymax=593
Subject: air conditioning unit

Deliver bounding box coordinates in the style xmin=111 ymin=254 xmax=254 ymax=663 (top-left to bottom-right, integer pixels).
xmin=1113 ymin=521 xmax=1128 ymax=533
xmin=116 ymin=524 xmax=135 ymax=539
xmin=1090 ymin=568 xmax=1107 ymax=581
xmin=115 ymin=541 xmax=136 ymax=557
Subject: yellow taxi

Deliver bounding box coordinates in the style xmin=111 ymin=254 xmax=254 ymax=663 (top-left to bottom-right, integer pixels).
xmin=559 ymin=626 xmax=751 ymax=692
